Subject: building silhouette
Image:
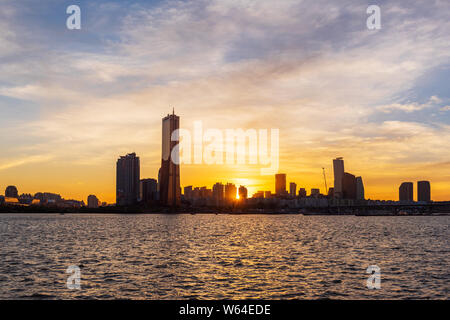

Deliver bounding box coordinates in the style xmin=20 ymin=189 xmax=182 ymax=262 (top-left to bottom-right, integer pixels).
xmin=311 ymin=188 xmax=320 ymax=198
xmin=356 ymin=176 xmax=365 ymax=200
xmin=87 ymin=195 xmax=100 ymax=208
xmin=333 ymin=157 xmax=344 ymax=198
xmin=159 ymin=110 xmax=181 ymax=206
xmin=225 ymin=183 xmax=237 ymax=202
xmin=212 ymin=183 xmax=225 ymax=205
xmin=417 ymin=181 xmax=431 ymax=202
xmin=399 ymin=182 xmax=414 ymax=202
xmin=327 ymin=187 xmax=334 ymax=198
xmin=275 ymin=173 xmax=287 ymax=196
xmin=238 ymin=185 xmax=248 ymax=200
xmin=116 ymin=153 xmax=140 ymax=206
xmin=289 ymin=182 xmax=297 ymax=197
xmin=5 ymin=186 xmax=18 ymax=198
xmin=140 ymin=178 xmax=158 ymax=204
xmin=184 ymin=186 xmax=193 ymax=201
xmin=298 ymin=188 xmax=307 ymax=198
xmin=342 ymin=172 xmax=356 ymax=199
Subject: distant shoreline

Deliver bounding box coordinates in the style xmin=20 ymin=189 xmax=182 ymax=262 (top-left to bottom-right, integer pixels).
xmin=0 ymin=211 xmax=448 ymax=216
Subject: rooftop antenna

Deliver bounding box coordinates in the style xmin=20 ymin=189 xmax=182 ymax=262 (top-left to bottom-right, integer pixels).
xmin=322 ymin=167 xmax=328 ymax=194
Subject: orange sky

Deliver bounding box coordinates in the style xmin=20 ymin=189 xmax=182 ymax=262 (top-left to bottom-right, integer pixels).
xmin=0 ymin=1 xmax=449 ymax=203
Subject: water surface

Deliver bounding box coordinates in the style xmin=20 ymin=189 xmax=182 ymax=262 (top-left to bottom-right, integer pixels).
xmin=0 ymin=214 xmax=448 ymax=299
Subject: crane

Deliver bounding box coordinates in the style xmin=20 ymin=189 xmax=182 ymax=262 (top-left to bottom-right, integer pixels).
xmin=322 ymin=167 xmax=328 ymax=195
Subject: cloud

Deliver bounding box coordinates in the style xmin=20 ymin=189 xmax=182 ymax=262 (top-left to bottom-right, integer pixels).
xmin=0 ymin=0 xmax=450 ymax=200
xmin=377 ymin=96 xmax=444 ymax=113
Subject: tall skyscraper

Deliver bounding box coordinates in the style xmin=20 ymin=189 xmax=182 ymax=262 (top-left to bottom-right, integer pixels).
xmin=116 ymin=153 xmax=140 ymax=206
xmin=289 ymin=182 xmax=297 ymax=197
xmin=417 ymin=181 xmax=431 ymax=202
xmin=399 ymin=182 xmax=414 ymax=202
xmin=356 ymin=176 xmax=365 ymax=200
xmin=275 ymin=173 xmax=287 ymax=196
xmin=333 ymin=157 xmax=344 ymax=198
xmin=342 ymin=172 xmax=357 ymax=199
xmin=160 ymin=110 xmax=181 ymax=206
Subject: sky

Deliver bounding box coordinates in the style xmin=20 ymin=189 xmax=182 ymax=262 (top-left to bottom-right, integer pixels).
xmin=0 ymin=0 xmax=449 ymax=203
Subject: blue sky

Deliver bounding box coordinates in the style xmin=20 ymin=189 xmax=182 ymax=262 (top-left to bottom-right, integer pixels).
xmin=0 ymin=0 xmax=449 ymax=201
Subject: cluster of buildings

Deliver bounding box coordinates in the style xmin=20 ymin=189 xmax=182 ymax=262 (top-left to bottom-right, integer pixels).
xmin=1 ymin=110 xmax=434 ymax=210
xmin=399 ymin=181 xmax=431 ymax=203
xmin=0 ymin=186 xmax=89 ymax=208
xmin=116 ymin=111 xmax=180 ymax=207
xmin=113 ymin=111 xmax=434 ymax=208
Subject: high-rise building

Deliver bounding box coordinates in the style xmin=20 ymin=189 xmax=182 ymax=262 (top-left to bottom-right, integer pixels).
xmin=275 ymin=173 xmax=287 ymax=196
xmin=356 ymin=176 xmax=365 ymax=200
xmin=225 ymin=183 xmax=237 ymax=202
xmin=5 ymin=186 xmax=18 ymax=198
xmin=253 ymin=191 xmax=264 ymax=198
xmin=327 ymin=187 xmax=334 ymax=198
xmin=238 ymin=186 xmax=248 ymax=200
xmin=264 ymin=191 xmax=272 ymax=198
xmin=160 ymin=110 xmax=181 ymax=206
xmin=333 ymin=157 xmax=344 ymax=198
xmin=212 ymin=183 xmax=225 ymax=205
xmin=87 ymin=195 xmax=100 ymax=208
xmin=289 ymin=182 xmax=297 ymax=197
xmin=140 ymin=178 xmax=158 ymax=204
xmin=184 ymin=186 xmax=193 ymax=200
xmin=417 ymin=181 xmax=431 ymax=202
xmin=399 ymin=182 xmax=413 ymax=202
xmin=116 ymin=153 xmax=140 ymax=206
xmin=342 ymin=172 xmax=356 ymax=199
xmin=298 ymin=188 xmax=307 ymax=198
xmin=311 ymin=188 xmax=320 ymax=197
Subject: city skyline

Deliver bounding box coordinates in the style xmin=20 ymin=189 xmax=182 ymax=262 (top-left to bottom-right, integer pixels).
xmin=1 ymin=1 xmax=450 ymax=203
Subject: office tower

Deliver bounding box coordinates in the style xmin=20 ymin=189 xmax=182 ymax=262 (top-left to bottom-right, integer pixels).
xmin=342 ymin=172 xmax=357 ymax=199
xmin=356 ymin=176 xmax=365 ymax=200
xmin=253 ymin=191 xmax=264 ymax=198
xmin=298 ymin=188 xmax=307 ymax=198
xmin=289 ymin=182 xmax=297 ymax=197
xmin=160 ymin=110 xmax=181 ymax=206
xmin=116 ymin=153 xmax=140 ymax=206
xmin=264 ymin=191 xmax=272 ymax=198
xmin=212 ymin=183 xmax=225 ymax=205
xmin=184 ymin=186 xmax=193 ymax=201
xmin=328 ymin=187 xmax=334 ymax=198
xmin=5 ymin=186 xmax=18 ymax=198
xmin=87 ymin=195 xmax=100 ymax=208
xmin=333 ymin=157 xmax=345 ymax=198
xmin=275 ymin=173 xmax=287 ymax=196
xmin=417 ymin=181 xmax=431 ymax=202
xmin=140 ymin=178 xmax=158 ymax=204
xmin=238 ymin=186 xmax=248 ymax=200
xmin=399 ymin=182 xmax=414 ymax=202
xmin=311 ymin=188 xmax=320 ymax=197
xmin=225 ymin=183 xmax=237 ymax=202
